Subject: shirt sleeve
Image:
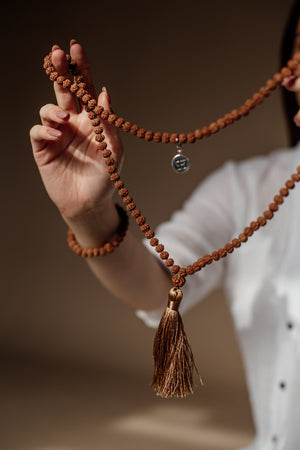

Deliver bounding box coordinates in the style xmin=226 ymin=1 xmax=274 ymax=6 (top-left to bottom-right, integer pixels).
xmin=136 ymin=159 xmax=243 ymax=328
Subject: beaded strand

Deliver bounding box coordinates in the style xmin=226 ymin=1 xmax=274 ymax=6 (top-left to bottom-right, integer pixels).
xmin=43 ymin=51 xmax=300 ymax=290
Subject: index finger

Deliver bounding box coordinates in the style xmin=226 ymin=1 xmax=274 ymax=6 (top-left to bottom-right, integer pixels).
xmin=69 ymin=39 xmax=97 ymax=100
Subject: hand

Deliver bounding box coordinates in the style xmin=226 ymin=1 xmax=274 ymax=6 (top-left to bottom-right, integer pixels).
xmin=30 ymin=40 xmax=124 ymax=221
xmin=282 ymin=73 xmax=300 ymax=126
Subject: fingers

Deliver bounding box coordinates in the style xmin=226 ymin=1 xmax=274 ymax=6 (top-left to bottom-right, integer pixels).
xmin=40 ymin=103 xmax=70 ymax=128
xmin=282 ymin=76 xmax=300 ymax=92
xmin=98 ymin=88 xmax=120 ymax=141
xmin=51 ymin=45 xmax=78 ymax=114
xmin=70 ymin=39 xmax=97 ymax=99
xmin=30 ymin=124 xmax=62 ymax=153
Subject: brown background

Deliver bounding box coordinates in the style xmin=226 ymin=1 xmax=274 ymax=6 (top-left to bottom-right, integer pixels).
xmin=0 ymin=0 xmax=295 ymax=449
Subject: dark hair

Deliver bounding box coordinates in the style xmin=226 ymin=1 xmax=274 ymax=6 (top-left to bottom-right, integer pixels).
xmin=281 ymin=0 xmax=300 ymax=146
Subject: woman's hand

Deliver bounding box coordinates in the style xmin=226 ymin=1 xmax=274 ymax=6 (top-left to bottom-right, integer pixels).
xmin=30 ymin=40 xmax=124 ymax=221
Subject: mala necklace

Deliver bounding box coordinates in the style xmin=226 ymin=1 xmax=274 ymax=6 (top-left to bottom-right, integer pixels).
xmin=44 ymin=50 xmax=300 ymax=398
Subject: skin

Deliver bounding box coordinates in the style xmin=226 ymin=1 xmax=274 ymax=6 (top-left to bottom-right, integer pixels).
xmin=30 ymin=39 xmax=300 ymax=311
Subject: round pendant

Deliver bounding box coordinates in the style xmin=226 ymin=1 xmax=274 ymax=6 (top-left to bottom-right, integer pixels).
xmin=172 ymin=153 xmax=190 ymax=173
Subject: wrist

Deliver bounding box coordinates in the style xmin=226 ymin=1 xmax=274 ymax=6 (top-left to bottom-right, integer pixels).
xmin=62 ymin=200 xmax=121 ymax=249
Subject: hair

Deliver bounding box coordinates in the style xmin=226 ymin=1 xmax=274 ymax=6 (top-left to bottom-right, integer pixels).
xmin=281 ymin=0 xmax=300 ymax=146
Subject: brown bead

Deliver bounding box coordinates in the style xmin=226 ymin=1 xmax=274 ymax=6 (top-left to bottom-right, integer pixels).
xmin=170 ymin=133 xmax=179 ymax=143
xmin=250 ymin=221 xmax=259 ymax=231
xmin=123 ymin=121 xmax=132 ymax=132
xmin=257 ymin=216 xmax=267 ymax=226
xmin=186 ymin=265 xmax=194 ymax=275
xmin=88 ymin=111 xmax=96 ymax=120
xmin=281 ymin=67 xmax=292 ymax=77
xmin=179 ymin=133 xmax=187 ymax=143
xmin=95 ymin=134 xmax=105 ymax=142
xmin=239 ymin=233 xmax=247 ymax=242
xmin=223 ymin=113 xmax=234 ymax=125
xmin=203 ymin=254 xmax=213 ymax=264
xmin=126 ymin=202 xmax=136 ymax=211
xmin=94 ymin=106 xmax=104 ymax=115
xmin=98 ymin=142 xmax=107 ymax=151
xmin=92 ymin=118 xmax=101 ymax=126
xmin=245 ymin=99 xmax=255 ymax=109
xmin=88 ymin=99 xmax=97 ymax=109
xmin=231 ymin=109 xmax=241 ymax=120
xmin=156 ymin=244 xmax=164 ymax=253
xmin=145 ymin=230 xmax=154 ymax=239
xmin=232 ymin=238 xmax=241 ymax=248
xmin=259 ymin=86 xmax=270 ymax=97
xmin=269 ymin=202 xmax=278 ymax=212
xmin=160 ymin=251 xmax=169 ymax=260
xmin=195 ymin=129 xmax=203 ymax=139
xmin=45 ymin=66 xmax=54 ymax=75
xmin=130 ymin=124 xmax=139 ymax=135
xmin=273 ymin=72 xmax=284 ymax=83
xmin=103 ymin=149 xmax=112 ymax=158
xmin=165 ymin=258 xmax=174 ymax=267
xmin=76 ymin=88 xmax=85 ymax=98
xmin=145 ymin=131 xmax=154 ymax=141
xmin=123 ymin=196 xmax=133 ymax=205
xmin=253 ymin=93 xmax=263 ymax=105
xmin=119 ymin=188 xmax=129 ymax=197
xmin=224 ymin=243 xmax=234 ymax=253
xmin=280 ymin=187 xmax=289 ymax=197
xmin=263 ymin=210 xmax=273 ymax=220
xmin=244 ymin=226 xmax=253 ymax=237
xmin=105 ymin=157 xmax=114 ymax=166
xmin=114 ymin=180 xmax=124 ymax=190
xmin=297 ymin=166 xmax=300 ymax=174
xmin=110 ymin=173 xmax=120 ymax=182
xmin=192 ymin=262 xmax=201 ymax=272
xmin=218 ymin=248 xmax=227 ymax=258
xmin=115 ymin=118 xmax=125 ymax=128
xmin=291 ymin=173 xmax=300 ymax=182
xmin=136 ymin=216 xmax=146 ymax=225
xmin=286 ymin=179 xmax=295 ymax=189
xmin=104 ymin=243 xmax=114 ymax=253
xmin=81 ymin=94 xmax=92 ymax=104
xmin=217 ymin=118 xmax=226 ymax=128
xmin=56 ymin=76 xmax=65 ymax=85
xmin=178 ymin=268 xmax=187 ymax=277
xmin=50 ymin=71 xmax=58 ymax=81
xmin=154 ymin=132 xmax=162 ymax=142
xmin=171 ymin=265 xmax=180 ymax=274
xmin=101 ymin=110 xmax=110 ymax=120
xmin=150 ymin=238 xmax=159 ymax=246
xmin=63 ymin=79 xmax=72 ymax=89
xmin=140 ymin=224 xmax=150 ymax=233
xmin=107 ymin=165 xmax=116 ymax=174
xmin=108 ymin=114 xmax=117 ymax=124
xmin=239 ymin=105 xmax=249 ymax=116
xmin=94 ymin=126 xmax=103 ymax=134
xmin=162 ymin=132 xmax=170 ymax=143
xmin=274 ymin=194 xmax=283 ymax=204
xmin=187 ymin=132 xmax=196 ymax=143
xmin=266 ymin=79 xmax=277 ymax=90
xmin=287 ymin=59 xmax=298 ymax=70
xmin=131 ymin=209 xmax=140 ymax=218
xmin=201 ymin=126 xmax=211 ymax=137
xmin=209 ymin=122 xmax=219 ymax=134
xmin=137 ymin=128 xmax=146 ymax=138
xmin=212 ymin=251 xmax=220 ymax=261
xmin=172 ymin=275 xmax=186 ymax=288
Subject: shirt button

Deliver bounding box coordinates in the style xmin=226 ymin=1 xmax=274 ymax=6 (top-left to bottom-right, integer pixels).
xmin=279 ymin=381 xmax=286 ymax=389
xmin=271 ymin=435 xmax=278 ymax=443
xmin=287 ymin=321 xmax=294 ymax=330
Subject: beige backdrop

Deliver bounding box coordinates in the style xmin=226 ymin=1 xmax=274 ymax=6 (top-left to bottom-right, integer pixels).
xmin=0 ymin=0 xmax=296 ymax=447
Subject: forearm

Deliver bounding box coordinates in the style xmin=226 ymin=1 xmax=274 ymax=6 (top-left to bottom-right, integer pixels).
xmin=63 ymin=202 xmax=172 ymax=311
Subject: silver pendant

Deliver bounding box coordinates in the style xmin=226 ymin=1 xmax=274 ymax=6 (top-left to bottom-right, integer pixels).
xmin=171 ymin=140 xmax=190 ymax=173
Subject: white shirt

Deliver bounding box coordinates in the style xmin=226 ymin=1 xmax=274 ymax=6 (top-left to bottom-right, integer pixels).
xmin=136 ymin=143 xmax=300 ymax=450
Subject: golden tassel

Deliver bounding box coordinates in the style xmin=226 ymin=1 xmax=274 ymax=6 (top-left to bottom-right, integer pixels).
xmin=152 ymin=287 xmax=202 ymax=398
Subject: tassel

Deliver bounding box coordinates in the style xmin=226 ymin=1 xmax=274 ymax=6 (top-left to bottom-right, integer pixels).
xmin=152 ymin=287 xmax=202 ymax=398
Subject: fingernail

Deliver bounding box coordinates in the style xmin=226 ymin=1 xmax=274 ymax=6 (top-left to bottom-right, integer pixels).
xmin=52 ymin=44 xmax=61 ymax=52
xmin=56 ymin=110 xmax=69 ymax=120
xmin=70 ymin=39 xmax=78 ymax=46
xmin=282 ymin=75 xmax=297 ymax=88
xmin=48 ymin=128 xmax=62 ymax=137
xmin=102 ymin=86 xmax=111 ymax=105
xmin=293 ymin=113 xmax=300 ymax=126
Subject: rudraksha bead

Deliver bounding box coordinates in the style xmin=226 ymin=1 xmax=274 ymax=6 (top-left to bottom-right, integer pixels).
xmin=250 ymin=221 xmax=259 ymax=231
xmin=187 ymin=132 xmax=195 ymax=143
xmin=286 ymin=179 xmax=295 ymax=189
xmin=162 ymin=132 xmax=170 ymax=143
xmin=137 ymin=128 xmax=146 ymax=138
xmin=263 ymin=210 xmax=273 ymax=220
xmin=266 ymin=79 xmax=277 ymax=90
xmin=224 ymin=243 xmax=234 ymax=253
xmin=140 ymin=224 xmax=150 ymax=233
xmin=170 ymin=133 xmax=179 ymax=143
xmin=239 ymin=105 xmax=249 ymax=116
xmin=101 ymin=110 xmax=109 ymax=120
xmin=244 ymin=226 xmax=253 ymax=237
xmin=136 ymin=216 xmax=146 ymax=225
xmin=257 ymin=216 xmax=267 ymax=226
xmin=291 ymin=173 xmax=300 ymax=182
xmin=123 ymin=121 xmax=132 ymax=132
xmin=156 ymin=244 xmax=164 ymax=253
xmin=231 ymin=110 xmax=241 ymax=120
xmin=224 ymin=114 xmax=234 ymax=125
xmin=239 ymin=233 xmax=247 ymax=242
xmin=218 ymin=248 xmax=227 ymax=258
xmin=269 ymin=203 xmax=278 ymax=212
xmin=110 ymin=173 xmax=120 ymax=182
xmin=245 ymin=99 xmax=255 ymax=109
xmin=94 ymin=105 xmax=104 ymax=115
xmin=108 ymin=114 xmax=117 ymax=124
xmin=115 ymin=118 xmax=125 ymax=128
xmin=212 ymin=251 xmax=220 ymax=261
xmin=274 ymin=194 xmax=283 ymax=204
xmin=259 ymin=86 xmax=270 ymax=97
xmin=131 ymin=209 xmax=140 ymax=218
xmin=280 ymin=187 xmax=289 ymax=196
xmin=160 ymin=251 xmax=169 ymax=260
xmin=232 ymin=238 xmax=241 ymax=248
xmin=209 ymin=122 xmax=219 ymax=133
xmin=178 ymin=268 xmax=187 ymax=277
xmin=253 ymin=93 xmax=263 ymax=104
xmin=145 ymin=131 xmax=154 ymax=141
xmin=171 ymin=265 xmax=180 ymax=274
xmin=202 ymin=126 xmax=211 ymax=136
xmin=172 ymin=275 xmax=185 ymax=288
xmin=123 ymin=196 xmax=133 ymax=204
xmin=186 ymin=265 xmax=194 ymax=275
xmin=150 ymin=238 xmax=159 ymax=246
xmin=145 ymin=230 xmax=154 ymax=239
xmin=203 ymin=254 xmax=213 ymax=264
xmin=154 ymin=132 xmax=162 ymax=142
xmin=195 ymin=129 xmax=203 ymax=139
xmin=179 ymin=133 xmax=187 ymax=143
xmin=165 ymin=258 xmax=174 ymax=267
xmin=130 ymin=124 xmax=139 ymax=135
xmin=119 ymin=188 xmax=129 ymax=197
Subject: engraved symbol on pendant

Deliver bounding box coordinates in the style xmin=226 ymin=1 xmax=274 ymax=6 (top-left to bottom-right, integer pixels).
xmin=172 ymin=139 xmax=190 ymax=173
